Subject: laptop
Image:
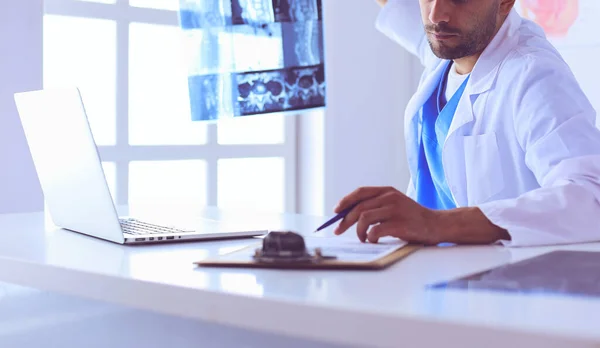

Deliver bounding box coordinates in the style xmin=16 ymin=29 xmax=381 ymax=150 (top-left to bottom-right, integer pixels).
xmin=13 ymin=87 xmax=268 ymax=245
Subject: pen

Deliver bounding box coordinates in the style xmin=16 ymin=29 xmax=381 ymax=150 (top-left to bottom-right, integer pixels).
xmin=314 ymin=201 xmax=361 ymax=233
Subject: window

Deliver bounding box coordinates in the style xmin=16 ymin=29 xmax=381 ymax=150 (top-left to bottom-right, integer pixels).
xmin=43 ymin=0 xmax=297 ymax=213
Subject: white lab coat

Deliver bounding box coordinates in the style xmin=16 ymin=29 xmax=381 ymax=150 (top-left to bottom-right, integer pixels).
xmin=376 ymin=1 xmax=600 ymax=247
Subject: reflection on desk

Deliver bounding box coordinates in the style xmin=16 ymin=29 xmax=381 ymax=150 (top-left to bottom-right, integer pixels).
xmin=430 ymin=250 xmax=600 ymax=299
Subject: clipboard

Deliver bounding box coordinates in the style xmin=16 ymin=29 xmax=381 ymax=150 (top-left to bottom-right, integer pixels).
xmin=194 ymin=236 xmax=421 ymax=270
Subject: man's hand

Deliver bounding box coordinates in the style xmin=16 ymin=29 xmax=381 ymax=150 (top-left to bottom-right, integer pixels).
xmin=375 ymin=0 xmax=388 ymax=7
xmin=333 ymin=186 xmax=512 ymax=245
xmin=333 ymin=186 xmax=442 ymax=244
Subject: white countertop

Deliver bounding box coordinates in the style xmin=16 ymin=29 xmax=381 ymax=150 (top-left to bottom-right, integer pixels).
xmin=1 ymin=203 xmax=599 ymax=348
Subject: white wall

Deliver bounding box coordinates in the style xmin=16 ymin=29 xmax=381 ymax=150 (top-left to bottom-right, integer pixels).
xmin=0 ymin=1 xmax=45 ymax=213
xmin=1 ymin=0 xmax=419 ymax=218
xmin=318 ymin=0 xmax=418 ymax=213
xmin=297 ymin=109 xmax=325 ymax=216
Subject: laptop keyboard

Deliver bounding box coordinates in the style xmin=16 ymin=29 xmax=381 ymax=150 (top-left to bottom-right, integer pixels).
xmin=119 ymin=218 xmax=194 ymax=236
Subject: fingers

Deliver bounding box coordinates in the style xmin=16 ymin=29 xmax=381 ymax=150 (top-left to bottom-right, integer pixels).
xmin=334 ymin=199 xmax=379 ymax=235
xmin=334 ymin=193 xmax=397 ymax=235
xmin=334 ymin=186 xmax=394 ymax=214
xmin=366 ymin=223 xmax=391 ymax=244
xmin=355 ymin=206 xmax=393 ymax=242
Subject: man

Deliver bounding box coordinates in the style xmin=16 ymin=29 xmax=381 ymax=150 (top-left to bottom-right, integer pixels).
xmin=333 ymin=0 xmax=600 ymax=247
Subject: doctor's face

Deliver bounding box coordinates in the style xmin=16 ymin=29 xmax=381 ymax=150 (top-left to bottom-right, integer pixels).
xmin=420 ymin=0 xmax=506 ymax=60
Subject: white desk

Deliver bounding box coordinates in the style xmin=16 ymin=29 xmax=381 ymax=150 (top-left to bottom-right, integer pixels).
xmin=1 ymin=203 xmax=600 ymax=348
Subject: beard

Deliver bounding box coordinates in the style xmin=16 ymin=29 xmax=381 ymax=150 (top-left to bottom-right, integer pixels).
xmin=425 ymin=5 xmax=499 ymax=60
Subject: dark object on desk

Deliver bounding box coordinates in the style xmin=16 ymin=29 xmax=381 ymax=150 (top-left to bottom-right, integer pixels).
xmin=314 ymin=201 xmax=361 ymax=233
xmin=253 ymin=231 xmax=337 ymax=264
xmin=430 ymin=250 xmax=600 ymax=299
xmin=195 ymin=232 xmax=420 ymax=270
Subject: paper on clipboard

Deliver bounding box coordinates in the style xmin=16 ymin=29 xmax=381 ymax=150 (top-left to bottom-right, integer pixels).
xmin=303 ymin=237 xmax=408 ymax=263
xmin=194 ymin=236 xmax=412 ymax=269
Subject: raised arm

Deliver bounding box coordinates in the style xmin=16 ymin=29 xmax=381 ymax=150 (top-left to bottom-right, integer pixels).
xmin=374 ymin=0 xmax=435 ymax=66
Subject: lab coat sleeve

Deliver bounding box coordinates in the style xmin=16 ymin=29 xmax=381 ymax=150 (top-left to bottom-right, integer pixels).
xmin=374 ymin=0 xmax=437 ymax=67
xmin=478 ymin=54 xmax=600 ymax=247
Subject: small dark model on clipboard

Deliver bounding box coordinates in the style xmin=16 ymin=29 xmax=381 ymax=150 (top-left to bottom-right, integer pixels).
xmin=194 ymin=203 xmax=420 ymax=270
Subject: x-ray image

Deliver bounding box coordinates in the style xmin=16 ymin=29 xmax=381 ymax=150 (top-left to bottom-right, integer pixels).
xmin=188 ymin=74 xmax=238 ymax=120
xmin=179 ymin=0 xmax=233 ymax=28
xmin=273 ymin=0 xmax=321 ymax=22
xmin=282 ymin=20 xmax=323 ymax=67
xmin=179 ymin=0 xmax=325 ymax=121
xmin=230 ymin=23 xmax=285 ymax=72
xmin=236 ymin=64 xmax=325 ymax=115
xmin=231 ymin=0 xmax=275 ymax=25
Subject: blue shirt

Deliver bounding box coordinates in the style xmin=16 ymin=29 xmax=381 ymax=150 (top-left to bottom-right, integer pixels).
xmin=415 ymin=62 xmax=470 ymax=210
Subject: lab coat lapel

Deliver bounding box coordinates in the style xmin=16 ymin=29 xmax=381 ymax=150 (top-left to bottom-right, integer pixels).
xmin=442 ymin=9 xmax=523 ymax=207
xmin=446 ymin=9 xmax=522 ymax=139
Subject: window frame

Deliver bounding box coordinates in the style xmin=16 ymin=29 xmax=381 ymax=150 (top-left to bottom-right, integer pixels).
xmin=43 ymin=0 xmax=298 ymax=213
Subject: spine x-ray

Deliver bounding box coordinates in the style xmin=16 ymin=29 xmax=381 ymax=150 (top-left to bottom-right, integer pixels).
xmin=179 ymin=0 xmax=325 ymax=121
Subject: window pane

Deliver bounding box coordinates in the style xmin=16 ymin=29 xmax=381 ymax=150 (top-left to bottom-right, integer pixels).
xmin=129 ymin=160 xmax=207 ymax=205
xmin=43 ymin=15 xmax=117 ymax=146
xmin=217 ymin=113 xmax=285 ymax=144
xmin=129 ymin=22 xmax=208 ymax=145
xmin=129 ymin=0 xmax=178 ymax=11
xmin=217 ymin=157 xmax=285 ymax=213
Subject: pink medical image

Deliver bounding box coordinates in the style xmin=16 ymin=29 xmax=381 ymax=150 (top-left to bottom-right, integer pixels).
xmin=520 ymin=0 xmax=579 ymax=37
